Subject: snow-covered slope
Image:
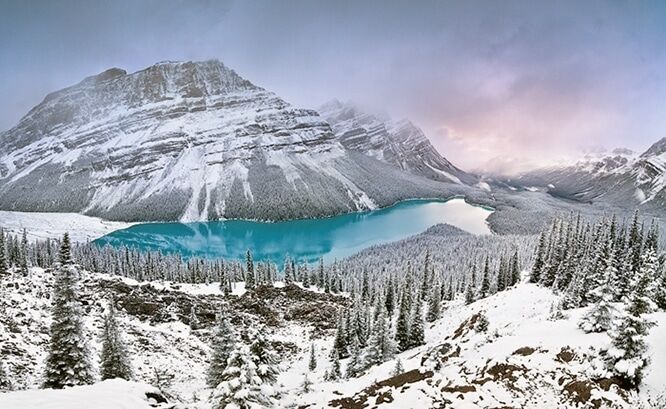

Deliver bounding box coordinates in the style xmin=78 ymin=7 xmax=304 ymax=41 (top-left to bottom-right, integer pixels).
xmin=0 ymin=379 xmax=168 ymax=409
xmin=0 ymin=61 xmax=476 ymax=222
xmin=288 ymin=283 xmax=666 ymax=408
xmin=2 ymin=268 xmax=663 ymax=408
xmin=319 ymin=100 xmax=476 ymax=185
xmin=511 ymin=140 xmax=666 ymax=213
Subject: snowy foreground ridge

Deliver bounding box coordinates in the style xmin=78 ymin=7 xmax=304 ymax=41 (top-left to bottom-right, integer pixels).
xmin=0 ymin=379 xmax=165 ymax=409
xmin=1 ymin=267 xmax=664 ymax=408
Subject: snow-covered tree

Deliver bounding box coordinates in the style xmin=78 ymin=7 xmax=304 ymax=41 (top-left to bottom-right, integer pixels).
xmin=605 ymin=253 xmax=657 ymax=386
xmin=43 ymin=238 xmax=93 ymax=389
xmin=0 ymin=229 xmax=8 ymax=277
xmin=426 ymin=283 xmax=442 ymax=322
xmin=391 ymin=359 xmax=404 ymax=377
xmin=395 ymin=290 xmax=411 ymax=352
xmin=189 ymin=305 xmax=200 ymax=330
xmin=364 ymin=308 xmax=395 ymax=366
xmin=245 ymin=250 xmax=255 ymax=290
xmin=479 ymin=258 xmax=490 ymax=299
xmin=308 ymin=343 xmax=317 ymax=371
xmin=207 ymin=315 xmax=236 ymax=388
xmin=345 ymin=335 xmax=364 ymax=378
xmin=474 ymin=312 xmax=489 ymax=333
xmin=301 ymin=374 xmax=313 ymax=393
xmin=249 ymin=330 xmax=280 ymax=386
xmin=100 ymin=302 xmax=132 ymax=381
xmin=19 ymin=229 xmax=29 ymax=276
xmin=578 ymin=273 xmax=617 ymax=333
xmin=326 ymin=348 xmax=342 ymax=381
xmin=408 ymin=298 xmax=425 ymax=349
xmin=0 ymin=361 xmax=11 ymax=391
xmin=210 ymin=345 xmax=274 ymax=409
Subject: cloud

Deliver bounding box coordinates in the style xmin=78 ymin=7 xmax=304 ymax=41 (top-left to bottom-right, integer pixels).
xmin=1 ymin=0 xmax=665 ymax=172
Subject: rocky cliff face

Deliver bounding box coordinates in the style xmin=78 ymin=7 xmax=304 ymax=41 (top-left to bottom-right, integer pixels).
xmin=319 ymin=100 xmax=476 ymax=185
xmin=0 ymin=60 xmax=476 ymax=222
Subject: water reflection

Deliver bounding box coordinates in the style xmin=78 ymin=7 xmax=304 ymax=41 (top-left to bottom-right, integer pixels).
xmin=94 ymin=198 xmax=492 ymax=264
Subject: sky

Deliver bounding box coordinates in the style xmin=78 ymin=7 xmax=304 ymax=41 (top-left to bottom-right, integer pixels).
xmin=1 ymin=0 xmax=666 ymax=173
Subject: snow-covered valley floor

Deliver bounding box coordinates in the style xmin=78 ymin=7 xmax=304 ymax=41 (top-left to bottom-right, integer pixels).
xmin=1 ymin=268 xmax=664 ymax=408
xmin=0 ymin=211 xmax=134 ymax=242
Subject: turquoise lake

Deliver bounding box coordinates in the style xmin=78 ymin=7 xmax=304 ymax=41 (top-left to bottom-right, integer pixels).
xmin=94 ymin=198 xmax=493 ymax=264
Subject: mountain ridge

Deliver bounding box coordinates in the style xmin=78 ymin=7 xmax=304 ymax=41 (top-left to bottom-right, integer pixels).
xmin=0 ymin=60 xmax=481 ymax=222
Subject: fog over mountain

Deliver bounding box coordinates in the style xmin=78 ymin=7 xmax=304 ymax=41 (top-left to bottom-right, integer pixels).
xmin=2 ymin=0 xmax=666 ymax=172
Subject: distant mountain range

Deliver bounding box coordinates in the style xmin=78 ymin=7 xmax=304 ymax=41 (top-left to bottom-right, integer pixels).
xmin=509 ymin=138 xmax=666 ymax=212
xmin=0 ymin=60 xmax=478 ymax=222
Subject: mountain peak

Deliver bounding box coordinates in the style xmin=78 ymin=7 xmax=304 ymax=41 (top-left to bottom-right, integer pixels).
xmin=641 ymin=137 xmax=666 ymax=158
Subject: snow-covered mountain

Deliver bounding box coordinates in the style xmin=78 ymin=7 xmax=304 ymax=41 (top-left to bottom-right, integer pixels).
xmin=0 ymin=60 xmax=476 ymax=222
xmin=318 ymin=100 xmax=476 ymax=185
xmin=510 ymin=139 xmax=666 ymax=212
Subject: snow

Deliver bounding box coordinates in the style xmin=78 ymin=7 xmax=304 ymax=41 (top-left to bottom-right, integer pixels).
xmin=0 ymin=379 xmax=163 ymax=409
xmin=0 ymin=210 xmax=133 ymax=242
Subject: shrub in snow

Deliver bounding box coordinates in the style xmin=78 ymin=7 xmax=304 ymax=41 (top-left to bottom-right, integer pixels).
xmin=0 ymin=361 xmax=11 ymax=391
xmin=391 ymin=359 xmax=404 ymax=377
xmin=474 ymin=313 xmax=490 ymax=333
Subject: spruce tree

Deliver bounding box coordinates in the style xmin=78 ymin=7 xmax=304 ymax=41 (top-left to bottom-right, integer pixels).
xmin=464 ymin=283 xmax=475 ymax=305
xmin=332 ymin=311 xmax=349 ymax=358
xmin=0 ymin=229 xmax=8 ymax=277
xmin=249 ymin=330 xmax=280 ymax=386
xmin=426 ymin=283 xmax=442 ymax=323
xmin=578 ymin=273 xmax=617 ymax=333
xmin=345 ymin=335 xmax=363 ymax=378
xmin=479 ymin=258 xmax=490 ymax=299
xmin=0 ymin=361 xmax=11 ymax=391
xmin=100 ymin=302 xmax=132 ymax=381
xmin=207 ymin=315 xmax=236 ymax=388
xmin=391 ymin=359 xmax=404 ymax=377
xmin=43 ymin=240 xmax=93 ymax=389
xmin=396 ymin=290 xmax=411 ymax=352
xmin=327 ymin=348 xmax=342 ymax=381
xmin=408 ymin=299 xmax=425 ymax=349
xmin=19 ymin=229 xmax=29 ymax=276
xmin=605 ymin=254 xmax=657 ymax=387
xmin=308 ymin=343 xmax=317 ymax=371
xmin=531 ymin=230 xmax=547 ymax=283
xmin=211 ymin=345 xmax=273 ymax=409
xmin=59 ymin=232 xmax=73 ymax=266
xmin=245 ymin=250 xmax=255 ymax=290
xmin=364 ymin=308 xmax=395 ymax=366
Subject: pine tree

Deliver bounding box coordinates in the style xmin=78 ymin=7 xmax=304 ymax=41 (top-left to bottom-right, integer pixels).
xmin=19 ymin=229 xmax=29 ymax=276
xmin=364 ymin=308 xmax=395 ymax=367
xmin=189 ymin=305 xmax=200 ymax=330
xmin=531 ymin=230 xmax=547 ymax=283
xmin=578 ymin=273 xmax=617 ymax=333
xmin=464 ymin=283 xmax=475 ymax=305
xmin=605 ymin=259 xmax=656 ymax=387
xmin=301 ymin=374 xmax=313 ymax=393
xmin=333 ymin=311 xmax=349 ymax=358
xmin=479 ymin=258 xmax=490 ymax=299
xmin=345 ymin=335 xmax=363 ymax=378
xmin=391 ymin=359 xmax=404 ymax=377
xmin=43 ymin=249 xmax=93 ymax=389
xmin=474 ymin=313 xmax=489 ymax=332
xmin=396 ymin=289 xmax=411 ymax=352
xmin=100 ymin=302 xmax=132 ymax=381
xmin=509 ymin=251 xmax=521 ymax=286
xmin=384 ymin=276 xmax=396 ymax=316
xmin=59 ymin=232 xmax=73 ymax=266
xmin=249 ymin=330 xmax=280 ymax=386
xmin=408 ymin=299 xmax=425 ymax=349
xmin=0 ymin=229 xmax=8 ymax=277
xmin=308 ymin=343 xmax=317 ymax=371
xmin=0 ymin=361 xmax=11 ymax=391
xmin=210 ymin=345 xmax=274 ymax=409
xmin=326 ymin=348 xmax=342 ymax=381
xmin=426 ymin=283 xmax=442 ymax=323
xmin=245 ymin=250 xmax=255 ymax=290
xmin=207 ymin=315 xmax=236 ymax=388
